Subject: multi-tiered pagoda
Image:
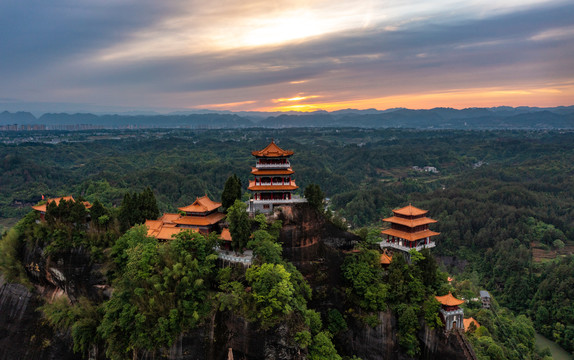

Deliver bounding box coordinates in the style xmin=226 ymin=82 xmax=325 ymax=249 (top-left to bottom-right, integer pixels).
xmin=380 ymin=204 xmax=439 ymax=253
xmin=248 ymin=140 xmax=299 ymax=214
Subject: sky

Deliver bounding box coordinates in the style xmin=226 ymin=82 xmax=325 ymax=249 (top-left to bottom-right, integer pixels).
xmin=1 ymin=0 xmax=573 ymax=113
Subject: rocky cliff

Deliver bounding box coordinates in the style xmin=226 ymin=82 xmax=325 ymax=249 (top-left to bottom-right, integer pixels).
xmin=0 ymin=204 xmax=468 ymax=360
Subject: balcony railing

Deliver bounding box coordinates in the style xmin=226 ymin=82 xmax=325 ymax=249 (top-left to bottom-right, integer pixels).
xmin=256 ymin=163 xmax=291 ymax=169
xmin=252 ymin=198 xmax=307 ymax=204
xmin=258 ymin=182 xmax=291 ymax=186
xmin=379 ymin=240 xmax=436 ymax=252
xmin=440 ymin=308 xmax=464 ymax=317
xmin=216 ymin=249 xmax=253 ymax=265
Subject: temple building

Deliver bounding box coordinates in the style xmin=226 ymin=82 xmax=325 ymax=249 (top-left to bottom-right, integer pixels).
xmin=32 ymin=196 xmax=92 ymax=221
xmin=248 ymin=140 xmax=302 ymax=214
xmin=436 ymin=292 xmax=465 ymax=331
xmin=463 ymin=317 xmax=481 ymax=332
xmin=380 ymin=204 xmax=439 ymax=253
xmin=145 ymin=195 xmax=225 ymax=240
xmin=380 ymin=249 xmax=393 ymax=267
xmin=479 ymin=290 xmax=491 ymax=309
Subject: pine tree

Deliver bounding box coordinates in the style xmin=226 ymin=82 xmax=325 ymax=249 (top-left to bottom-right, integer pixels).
xmin=304 ymin=183 xmax=325 ymax=211
xmin=227 ymin=200 xmax=250 ymax=252
xmin=118 ymin=193 xmax=133 ymax=232
xmin=141 ymin=187 xmax=159 ymax=220
xmin=222 ymin=174 xmax=242 ymax=210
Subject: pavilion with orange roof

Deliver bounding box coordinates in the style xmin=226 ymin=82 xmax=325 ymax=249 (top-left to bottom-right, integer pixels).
xmin=380 ymin=204 xmax=440 ymax=253
xmin=436 ymin=292 xmax=465 ymax=331
xmin=248 ymin=139 xmax=305 ymax=214
xmin=32 ymin=196 xmax=92 ymax=221
xmin=380 ymin=249 xmax=393 ymax=266
xmin=463 ymin=317 xmax=480 ymax=332
xmin=145 ymin=195 xmax=226 ymax=241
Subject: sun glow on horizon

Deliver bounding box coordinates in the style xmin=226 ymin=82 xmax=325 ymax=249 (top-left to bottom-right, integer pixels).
xmin=260 ymin=83 xmax=574 ymax=112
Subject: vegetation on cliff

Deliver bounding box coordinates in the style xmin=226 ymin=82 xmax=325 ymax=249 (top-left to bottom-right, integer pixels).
xmin=1 ymin=128 xmax=573 ymax=358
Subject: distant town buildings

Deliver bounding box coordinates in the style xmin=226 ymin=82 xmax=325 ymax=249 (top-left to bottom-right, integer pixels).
xmin=412 ymin=165 xmax=439 ymax=173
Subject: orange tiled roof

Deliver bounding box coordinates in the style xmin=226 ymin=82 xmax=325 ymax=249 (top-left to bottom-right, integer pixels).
xmin=381 ymin=228 xmax=440 ymax=241
xmin=380 ymin=252 xmax=393 ymax=265
xmin=156 ymin=227 xmax=189 ymax=241
xmin=382 ymin=216 xmax=437 ymax=228
xmin=172 ymin=212 xmax=226 ymax=226
xmin=220 ymin=228 xmax=232 ymax=241
xmin=145 ymin=220 xmax=198 ymax=240
xmin=248 ymin=180 xmax=298 ymax=191
xmin=393 ymin=204 xmax=428 ymax=217
xmin=252 ymin=140 xmax=294 ymax=158
xmin=251 ymin=167 xmax=294 ymax=175
xmin=32 ymin=196 xmax=92 ymax=213
xmin=160 ymin=213 xmax=182 ymax=223
xmin=435 ymin=292 xmax=464 ymax=306
xmin=463 ymin=317 xmax=480 ymax=332
xmin=145 ymin=219 xmax=163 ymax=233
xmin=178 ymin=195 xmax=221 ymax=213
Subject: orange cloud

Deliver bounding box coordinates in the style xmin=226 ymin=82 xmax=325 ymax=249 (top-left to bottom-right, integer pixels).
xmin=273 ymin=95 xmax=320 ymax=103
xmin=261 ymin=84 xmax=574 ymax=112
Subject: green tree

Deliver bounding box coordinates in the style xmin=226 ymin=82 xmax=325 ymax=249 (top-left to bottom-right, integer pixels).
xmin=118 ymin=188 xmax=159 ymax=232
xmin=245 ymin=263 xmax=296 ymax=329
xmin=342 ymin=250 xmax=388 ymax=311
xmin=308 ymin=331 xmax=342 ymax=360
xmin=99 ymin=230 xmax=217 ymax=359
xmin=222 ymin=174 xmax=242 ymax=210
xmin=304 ymin=183 xmax=325 ymax=211
xmin=398 ymin=305 xmax=420 ymax=356
xmin=227 ymin=200 xmax=250 ymax=252
xmin=0 ymin=228 xmax=29 ymax=285
xmin=140 ymin=187 xmax=159 ymax=221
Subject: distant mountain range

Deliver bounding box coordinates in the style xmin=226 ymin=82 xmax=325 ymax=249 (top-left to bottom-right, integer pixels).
xmin=1 ymin=106 xmax=573 ymax=130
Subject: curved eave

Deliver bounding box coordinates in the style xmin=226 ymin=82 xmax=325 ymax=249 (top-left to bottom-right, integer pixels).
xmin=248 ymin=184 xmax=299 ymax=191
xmin=252 ymin=152 xmax=294 ymax=158
xmin=435 ymin=292 xmax=464 ymax=306
xmin=251 ymin=167 xmax=294 ymax=175
xmin=251 ymin=141 xmax=294 ymax=157
xmin=393 ymin=204 xmax=428 ymax=217
xmin=382 ymin=216 xmax=437 ymax=227
xmin=381 ymin=228 xmax=440 ymax=241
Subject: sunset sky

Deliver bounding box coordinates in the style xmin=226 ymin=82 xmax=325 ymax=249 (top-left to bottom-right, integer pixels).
xmin=1 ymin=0 xmax=573 ymax=113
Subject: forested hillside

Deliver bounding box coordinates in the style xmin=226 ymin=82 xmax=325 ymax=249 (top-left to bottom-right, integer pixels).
xmin=1 ymin=127 xmax=573 ymax=357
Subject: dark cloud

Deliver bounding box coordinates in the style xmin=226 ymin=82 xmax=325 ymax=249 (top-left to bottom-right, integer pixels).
xmin=1 ymin=0 xmax=572 ymax=110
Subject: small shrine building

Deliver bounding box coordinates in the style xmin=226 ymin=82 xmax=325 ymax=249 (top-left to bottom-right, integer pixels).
xmin=463 ymin=317 xmax=481 ymax=332
xmin=248 ymin=140 xmax=303 ymax=214
xmin=145 ymin=195 xmax=225 ymax=240
xmin=32 ymin=196 xmax=92 ymax=221
xmin=380 ymin=249 xmax=393 ymax=267
xmin=436 ymin=292 xmax=465 ymax=331
xmin=380 ymin=204 xmax=439 ymax=253
xmin=480 ymin=290 xmax=491 ymax=309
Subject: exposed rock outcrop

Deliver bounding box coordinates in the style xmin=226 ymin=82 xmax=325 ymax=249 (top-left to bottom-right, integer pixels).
xmin=0 ymin=203 xmax=468 ymax=359
xmin=0 ymin=276 xmax=78 ymax=360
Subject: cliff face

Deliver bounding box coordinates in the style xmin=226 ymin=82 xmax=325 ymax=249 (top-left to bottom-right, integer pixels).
xmin=0 ymin=243 xmax=106 ymax=360
xmin=0 ymin=204 xmax=467 ymax=360
xmin=0 ymin=276 xmax=78 ymax=360
xmin=275 ymin=204 xmax=468 ymax=360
